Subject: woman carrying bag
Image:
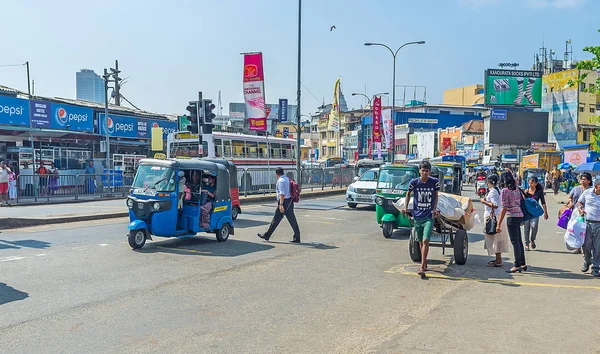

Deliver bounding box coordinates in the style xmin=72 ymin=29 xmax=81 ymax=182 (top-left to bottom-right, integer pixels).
xmin=480 ymin=174 xmax=510 ymax=267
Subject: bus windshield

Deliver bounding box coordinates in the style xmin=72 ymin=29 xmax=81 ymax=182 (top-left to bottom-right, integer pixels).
xmin=132 ymin=166 xmax=175 ymax=192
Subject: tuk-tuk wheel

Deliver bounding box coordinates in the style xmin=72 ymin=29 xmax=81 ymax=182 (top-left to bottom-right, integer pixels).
xmin=382 ymin=222 xmax=394 ymax=239
xmin=231 ymin=206 xmax=240 ymax=220
xmin=453 ymin=229 xmax=468 ymax=265
xmin=347 ymin=203 xmax=357 ymax=208
xmin=128 ymin=229 xmax=147 ymax=249
xmin=409 ymin=229 xmax=422 ymax=262
xmin=216 ymin=223 xmax=230 ymax=242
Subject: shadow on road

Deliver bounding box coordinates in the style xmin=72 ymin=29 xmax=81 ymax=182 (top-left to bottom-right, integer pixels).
xmin=267 ymin=241 xmax=339 ymax=250
xmin=0 ymin=239 xmax=51 ymax=250
xmin=0 ymin=282 xmax=29 ymax=305
xmin=233 ymin=219 xmax=270 ymax=228
xmin=138 ymin=238 xmax=274 ymax=257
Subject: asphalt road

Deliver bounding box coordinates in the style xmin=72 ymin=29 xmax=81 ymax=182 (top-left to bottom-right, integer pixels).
xmin=1 ymin=189 xmax=599 ymax=353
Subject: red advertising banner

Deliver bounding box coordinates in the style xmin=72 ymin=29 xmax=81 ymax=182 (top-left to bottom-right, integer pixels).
xmin=372 ymin=96 xmax=382 ymax=143
xmin=243 ymin=53 xmax=267 ymax=131
xmin=367 ymin=137 xmax=372 ymax=159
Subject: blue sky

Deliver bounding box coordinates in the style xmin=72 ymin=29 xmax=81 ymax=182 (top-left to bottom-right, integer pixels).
xmin=0 ymin=0 xmax=597 ymax=117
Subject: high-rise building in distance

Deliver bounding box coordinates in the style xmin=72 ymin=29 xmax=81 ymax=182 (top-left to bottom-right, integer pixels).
xmin=76 ymin=69 xmax=105 ymax=103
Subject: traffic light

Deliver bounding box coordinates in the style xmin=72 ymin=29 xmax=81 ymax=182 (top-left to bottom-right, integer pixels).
xmin=186 ymin=102 xmax=199 ymax=134
xmin=203 ymin=99 xmax=216 ymax=125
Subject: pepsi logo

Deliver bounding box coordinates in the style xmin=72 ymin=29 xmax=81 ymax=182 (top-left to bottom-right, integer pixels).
xmin=107 ymin=117 xmax=115 ymax=134
xmin=56 ymin=108 xmax=68 ymax=124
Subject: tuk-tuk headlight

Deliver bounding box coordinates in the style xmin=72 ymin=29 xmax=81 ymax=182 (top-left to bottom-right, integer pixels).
xmin=126 ymin=198 xmax=134 ymax=208
xmin=153 ymin=202 xmax=161 ymax=211
xmin=375 ymin=196 xmax=383 ymax=206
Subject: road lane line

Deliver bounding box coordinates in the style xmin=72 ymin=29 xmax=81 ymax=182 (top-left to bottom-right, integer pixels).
xmin=388 ymin=269 xmax=600 ymax=291
xmin=0 ymin=256 xmax=26 ymax=262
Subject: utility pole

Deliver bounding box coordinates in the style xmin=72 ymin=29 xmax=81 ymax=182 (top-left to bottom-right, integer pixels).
xmin=296 ymin=0 xmax=302 ymax=185
xmin=111 ymin=60 xmax=122 ymax=106
xmin=26 ymin=61 xmax=37 ymax=182
xmin=103 ymin=69 xmax=111 ymax=171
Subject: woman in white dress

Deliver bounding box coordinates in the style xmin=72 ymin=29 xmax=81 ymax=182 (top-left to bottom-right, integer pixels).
xmin=480 ymin=174 xmax=510 ymax=267
xmin=8 ymin=164 xmax=17 ymax=200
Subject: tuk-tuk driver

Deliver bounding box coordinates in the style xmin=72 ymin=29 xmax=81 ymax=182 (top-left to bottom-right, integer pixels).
xmin=402 ymin=160 xmax=440 ymax=277
xmin=200 ymin=175 xmax=216 ymax=229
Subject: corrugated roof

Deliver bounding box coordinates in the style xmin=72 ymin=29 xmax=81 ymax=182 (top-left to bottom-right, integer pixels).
xmin=462 ymin=119 xmax=484 ymax=133
xmin=0 ymin=85 xmax=25 ymax=96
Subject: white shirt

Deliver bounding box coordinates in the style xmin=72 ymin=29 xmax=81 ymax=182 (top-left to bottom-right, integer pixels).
xmin=0 ymin=167 xmax=10 ymax=183
xmin=484 ymin=187 xmax=501 ymax=218
xmin=579 ymin=188 xmax=600 ymax=221
xmin=275 ymin=175 xmax=291 ymax=200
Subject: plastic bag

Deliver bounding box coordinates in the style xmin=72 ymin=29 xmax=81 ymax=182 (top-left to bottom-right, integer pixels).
xmin=437 ymin=194 xmax=462 ymax=219
xmin=565 ymin=216 xmax=586 ymax=250
xmin=473 ymin=214 xmax=482 ymax=225
xmin=557 ymin=208 xmax=572 ymax=230
xmin=393 ymin=198 xmax=413 ymax=212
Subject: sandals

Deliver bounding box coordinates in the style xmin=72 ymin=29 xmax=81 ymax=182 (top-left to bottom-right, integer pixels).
xmin=525 ymin=245 xmax=530 ymax=251
xmin=487 ymin=260 xmax=503 ymax=267
xmin=417 ymin=268 xmax=426 ymax=276
xmin=531 ymin=241 xmax=537 ymax=250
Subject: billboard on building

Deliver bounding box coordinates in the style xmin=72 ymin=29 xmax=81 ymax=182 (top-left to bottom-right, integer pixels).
xmin=0 ymin=96 xmax=30 ymax=127
xmin=564 ymin=149 xmax=588 ymax=166
xmin=531 ymin=142 xmax=557 ymax=152
xmin=486 ymin=111 xmax=548 ymax=146
xmin=484 ymin=69 xmax=542 ymax=107
xmin=415 ymin=132 xmax=435 ymax=159
xmin=99 ymin=113 xmax=176 ymax=139
xmin=541 ymin=70 xmax=579 ymax=149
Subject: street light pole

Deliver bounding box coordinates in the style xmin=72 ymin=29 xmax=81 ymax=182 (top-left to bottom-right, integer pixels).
xmin=364 ymin=41 xmax=425 ymax=163
xmin=103 ymin=69 xmax=111 ymax=172
xmin=25 ymin=61 xmax=37 ymax=177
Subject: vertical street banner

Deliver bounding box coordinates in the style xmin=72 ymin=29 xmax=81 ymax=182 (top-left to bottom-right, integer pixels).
xmin=382 ymin=108 xmax=392 ymax=150
xmin=367 ymin=137 xmax=372 ymax=159
xmin=243 ymin=53 xmax=267 ymax=131
xmin=278 ymin=98 xmax=288 ymax=122
xmin=328 ymin=78 xmax=341 ymax=132
xmin=372 ymin=96 xmax=382 ymax=143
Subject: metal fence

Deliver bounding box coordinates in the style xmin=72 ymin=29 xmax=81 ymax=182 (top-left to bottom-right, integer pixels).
xmin=16 ymin=173 xmax=132 ymax=202
xmin=14 ymin=166 xmax=352 ymax=202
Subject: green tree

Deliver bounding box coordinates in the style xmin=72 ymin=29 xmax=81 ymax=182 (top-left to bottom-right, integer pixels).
xmin=568 ymin=29 xmax=600 ymax=151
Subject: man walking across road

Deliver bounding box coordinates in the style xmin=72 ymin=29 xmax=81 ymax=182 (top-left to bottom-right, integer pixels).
xmin=258 ymin=167 xmax=300 ymax=243
xmin=551 ymin=165 xmax=562 ymax=195
xmin=403 ymin=160 xmax=440 ymax=276
xmin=578 ymin=178 xmax=600 ymax=277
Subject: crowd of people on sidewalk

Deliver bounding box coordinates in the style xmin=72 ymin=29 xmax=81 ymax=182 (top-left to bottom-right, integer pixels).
xmin=477 ymin=165 xmax=600 ymax=278
xmin=0 ymin=160 xmax=17 ymax=206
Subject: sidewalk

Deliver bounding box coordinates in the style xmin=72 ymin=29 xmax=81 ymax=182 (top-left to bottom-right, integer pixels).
xmin=0 ymin=188 xmax=346 ymax=230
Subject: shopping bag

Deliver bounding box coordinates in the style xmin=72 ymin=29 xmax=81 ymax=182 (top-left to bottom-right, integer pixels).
xmin=565 ymin=216 xmax=586 ymax=250
xmin=557 ymin=208 xmax=572 ymax=230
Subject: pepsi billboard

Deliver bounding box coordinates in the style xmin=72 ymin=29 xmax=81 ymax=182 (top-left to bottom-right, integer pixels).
xmin=99 ymin=113 xmax=176 ymax=139
xmin=0 ymin=95 xmax=30 ymax=127
xmin=51 ymin=103 xmax=94 ymax=132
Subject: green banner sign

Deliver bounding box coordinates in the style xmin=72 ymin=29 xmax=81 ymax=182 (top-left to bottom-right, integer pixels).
xmin=178 ymin=115 xmax=190 ymax=131
xmin=484 ymin=69 xmax=542 ymax=107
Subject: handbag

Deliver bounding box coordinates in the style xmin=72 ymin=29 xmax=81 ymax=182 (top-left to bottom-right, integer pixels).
xmin=520 ymin=189 xmax=544 ymax=222
xmin=485 ymin=213 xmax=498 ymax=235
xmin=557 ymin=208 xmax=572 ymax=230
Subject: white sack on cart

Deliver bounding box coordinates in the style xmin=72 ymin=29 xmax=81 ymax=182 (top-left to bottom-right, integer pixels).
xmin=437 ymin=194 xmax=463 ymax=220
xmin=393 ymin=198 xmax=413 ymax=211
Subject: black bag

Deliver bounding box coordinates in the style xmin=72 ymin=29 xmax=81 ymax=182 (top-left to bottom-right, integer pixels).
xmin=485 ymin=213 xmax=498 ymax=235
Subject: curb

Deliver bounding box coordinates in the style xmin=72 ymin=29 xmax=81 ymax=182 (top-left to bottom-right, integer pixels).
xmin=0 ymin=189 xmax=346 ymax=230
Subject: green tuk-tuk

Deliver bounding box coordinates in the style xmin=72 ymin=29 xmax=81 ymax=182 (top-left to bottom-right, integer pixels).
xmin=375 ymin=164 xmax=445 ymax=238
xmin=432 ymin=162 xmax=462 ymax=195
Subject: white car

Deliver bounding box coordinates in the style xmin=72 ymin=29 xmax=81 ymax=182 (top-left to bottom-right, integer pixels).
xmin=346 ymin=168 xmax=379 ymax=208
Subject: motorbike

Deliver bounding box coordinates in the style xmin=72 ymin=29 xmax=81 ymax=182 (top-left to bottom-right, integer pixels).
xmin=476 ymin=175 xmax=487 ymax=198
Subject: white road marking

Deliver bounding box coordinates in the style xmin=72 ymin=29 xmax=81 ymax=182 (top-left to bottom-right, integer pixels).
xmin=0 ymin=256 xmax=26 ymax=262
xmin=99 ymin=244 xmax=109 ymax=247
xmin=35 ymin=254 xmax=46 ymax=257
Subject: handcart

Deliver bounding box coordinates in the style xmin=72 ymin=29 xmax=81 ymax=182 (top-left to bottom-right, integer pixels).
xmin=408 ymin=213 xmax=469 ymax=265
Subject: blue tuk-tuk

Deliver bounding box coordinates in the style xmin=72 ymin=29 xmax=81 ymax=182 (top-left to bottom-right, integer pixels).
xmin=126 ymin=158 xmax=234 ymax=249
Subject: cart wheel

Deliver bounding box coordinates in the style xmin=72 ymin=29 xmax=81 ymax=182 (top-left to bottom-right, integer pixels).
xmin=347 ymin=203 xmax=357 ymax=208
xmin=216 ymin=223 xmax=230 ymax=242
xmin=454 ymin=229 xmax=468 ymax=265
xmin=128 ymin=229 xmax=147 ymax=249
xmin=409 ymin=228 xmax=422 ymax=262
xmin=382 ymin=222 xmax=394 ymax=239
xmin=231 ymin=206 xmax=240 ymax=220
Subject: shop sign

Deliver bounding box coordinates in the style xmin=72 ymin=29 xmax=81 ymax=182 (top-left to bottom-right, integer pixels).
xmin=99 ymin=113 xmax=177 ymax=139
xmin=51 ymin=103 xmax=94 ymax=132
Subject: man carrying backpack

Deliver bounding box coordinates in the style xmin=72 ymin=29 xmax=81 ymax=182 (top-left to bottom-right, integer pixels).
xmin=258 ymin=167 xmax=301 ymax=243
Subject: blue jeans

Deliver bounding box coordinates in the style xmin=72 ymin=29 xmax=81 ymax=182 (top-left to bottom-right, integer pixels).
xmin=523 ymin=217 xmax=539 ymax=246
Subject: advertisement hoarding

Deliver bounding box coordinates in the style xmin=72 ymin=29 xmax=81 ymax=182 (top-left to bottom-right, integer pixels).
xmin=51 ymin=103 xmax=94 ymax=132
xmin=243 ymin=53 xmax=267 ymax=131
xmin=484 ymin=69 xmax=542 ymax=107
xmin=327 ymin=78 xmax=341 ymax=132
xmin=531 ymin=142 xmax=557 ymax=152
xmin=278 ymin=98 xmax=288 ymax=122
xmin=0 ymin=96 xmax=30 ymax=127
xmin=564 ymin=149 xmax=588 ymax=166
xmin=522 ymin=154 xmax=540 ymax=169
xmin=372 ymin=96 xmax=382 ymax=143
xmin=99 ymin=113 xmax=176 ymax=139
xmin=382 ymin=108 xmax=393 ymax=149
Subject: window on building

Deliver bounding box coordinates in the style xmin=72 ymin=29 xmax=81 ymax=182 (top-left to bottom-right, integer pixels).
xmin=580 ymin=106 xmax=585 ymax=113
xmin=591 ymin=107 xmax=596 ymax=113
xmin=590 ymin=84 xmax=596 ymax=91
xmin=584 ymin=130 xmax=591 ymax=142
xmin=581 ymin=83 xmax=587 ymax=91
xmin=440 ymin=110 xmax=450 ymax=114
xmin=464 ymin=112 xmax=474 ymax=116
